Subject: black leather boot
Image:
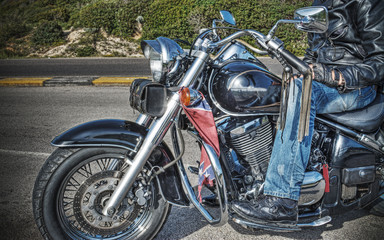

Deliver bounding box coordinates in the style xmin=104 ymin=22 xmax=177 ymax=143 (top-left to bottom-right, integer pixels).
xmin=232 ymin=195 xmax=298 ymax=225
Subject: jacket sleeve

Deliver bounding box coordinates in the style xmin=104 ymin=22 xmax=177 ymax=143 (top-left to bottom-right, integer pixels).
xmin=336 ymin=0 xmax=384 ymax=89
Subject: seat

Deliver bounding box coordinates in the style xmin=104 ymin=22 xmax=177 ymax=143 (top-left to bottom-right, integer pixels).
xmin=321 ymin=93 xmax=384 ymax=133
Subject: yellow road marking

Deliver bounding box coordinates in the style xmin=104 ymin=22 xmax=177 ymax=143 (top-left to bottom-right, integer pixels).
xmin=0 ymin=77 xmax=52 ymax=86
xmin=92 ymin=77 xmax=149 ymax=85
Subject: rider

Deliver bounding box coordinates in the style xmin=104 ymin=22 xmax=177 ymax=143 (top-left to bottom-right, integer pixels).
xmin=232 ymin=0 xmax=384 ymax=224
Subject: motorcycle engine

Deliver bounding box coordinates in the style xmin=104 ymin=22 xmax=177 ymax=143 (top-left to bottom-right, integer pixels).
xmin=217 ymin=116 xmax=273 ymax=199
xmin=218 ymin=117 xmax=327 ymax=206
xmin=226 ymin=117 xmax=273 ymax=175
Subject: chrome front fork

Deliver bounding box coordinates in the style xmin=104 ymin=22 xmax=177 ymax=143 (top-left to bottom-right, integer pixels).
xmin=102 ymin=92 xmax=181 ymax=216
xmin=103 ymin=51 xmax=210 ymax=216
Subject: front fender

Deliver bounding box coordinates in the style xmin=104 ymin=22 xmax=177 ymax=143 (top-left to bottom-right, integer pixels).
xmin=52 ymin=119 xmax=146 ymax=152
xmin=52 ymin=119 xmax=189 ymax=206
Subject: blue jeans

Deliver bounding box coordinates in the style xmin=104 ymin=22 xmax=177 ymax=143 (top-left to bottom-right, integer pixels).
xmin=264 ymin=79 xmax=377 ymax=200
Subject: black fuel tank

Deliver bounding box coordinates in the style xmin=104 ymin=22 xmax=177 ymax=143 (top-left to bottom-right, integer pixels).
xmin=210 ymin=60 xmax=281 ymax=115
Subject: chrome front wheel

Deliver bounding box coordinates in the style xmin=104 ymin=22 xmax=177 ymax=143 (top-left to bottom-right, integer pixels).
xmin=33 ymin=148 xmax=170 ymax=240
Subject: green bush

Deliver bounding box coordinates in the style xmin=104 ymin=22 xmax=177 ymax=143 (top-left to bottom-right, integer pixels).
xmin=74 ymin=0 xmax=149 ymax=38
xmin=0 ymin=48 xmax=24 ymax=59
xmin=32 ymin=21 xmax=64 ymax=45
xmin=142 ymin=0 xmax=312 ymax=55
xmin=0 ymin=0 xmax=314 ymax=57
xmin=0 ymin=21 xmax=30 ymax=48
xmin=78 ymin=1 xmax=117 ymax=33
xmin=75 ymin=45 xmax=96 ymax=57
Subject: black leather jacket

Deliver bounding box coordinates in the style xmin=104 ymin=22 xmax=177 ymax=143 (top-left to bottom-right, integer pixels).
xmin=304 ymin=0 xmax=384 ymax=90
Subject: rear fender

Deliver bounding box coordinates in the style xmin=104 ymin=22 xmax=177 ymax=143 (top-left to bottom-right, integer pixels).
xmin=52 ymin=119 xmax=189 ymax=206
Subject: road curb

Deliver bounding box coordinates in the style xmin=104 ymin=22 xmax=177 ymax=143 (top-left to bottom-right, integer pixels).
xmin=93 ymin=77 xmax=139 ymax=86
xmin=44 ymin=76 xmax=98 ymax=86
xmin=0 ymin=77 xmax=52 ymax=86
xmin=0 ymin=76 xmax=149 ymax=87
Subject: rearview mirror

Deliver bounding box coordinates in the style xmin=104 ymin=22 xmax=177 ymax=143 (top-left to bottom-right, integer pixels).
xmin=266 ymin=6 xmax=328 ymax=40
xmin=220 ymin=10 xmax=236 ymax=26
xmin=294 ymin=6 xmax=328 ymax=33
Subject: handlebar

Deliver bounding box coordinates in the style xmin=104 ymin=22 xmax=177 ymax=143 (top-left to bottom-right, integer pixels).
xmin=204 ymin=29 xmax=310 ymax=75
xmin=208 ymin=29 xmax=268 ymax=50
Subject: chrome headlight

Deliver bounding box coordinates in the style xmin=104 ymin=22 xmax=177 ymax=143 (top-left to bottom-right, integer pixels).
xmin=141 ymin=37 xmax=184 ymax=83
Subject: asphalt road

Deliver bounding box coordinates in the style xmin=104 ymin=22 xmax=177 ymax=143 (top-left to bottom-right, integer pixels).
xmin=0 ymin=57 xmax=284 ymax=78
xmin=0 ymin=86 xmax=383 ymax=240
xmin=0 ymin=58 xmax=151 ymax=77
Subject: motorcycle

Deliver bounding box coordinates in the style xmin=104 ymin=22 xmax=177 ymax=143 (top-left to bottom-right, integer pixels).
xmin=33 ymin=6 xmax=384 ymax=239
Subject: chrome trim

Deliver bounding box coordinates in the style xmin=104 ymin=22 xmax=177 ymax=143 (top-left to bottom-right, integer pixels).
xmin=213 ymin=42 xmax=258 ymax=64
xmin=232 ymin=215 xmax=332 ymax=230
xmin=317 ymin=117 xmax=360 ymax=138
xmin=157 ymin=37 xmax=184 ymax=64
xmin=266 ymin=19 xmax=303 ymax=41
xmin=294 ymin=6 xmax=329 ymax=34
xmin=176 ymin=143 xmax=228 ymax=226
xmin=232 ymin=217 xmax=301 ymax=231
xmin=209 ymin=30 xmax=267 ymax=50
xmin=168 ymin=59 xmax=181 ymax=75
xmin=141 ymin=37 xmax=184 ymax=64
xmin=180 ymin=51 xmax=209 ymax=87
xmin=202 ymin=143 xmax=228 ymax=225
xmin=141 ymin=37 xmax=184 ymax=82
xmin=177 ymin=161 xmax=218 ymax=221
xmin=302 ymin=171 xmax=323 ymax=186
xmin=235 ymin=39 xmax=268 ymax=55
xmin=297 ymin=216 xmax=332 ymax=228
xmin=135 ymin=114 xmax=152 ymax=128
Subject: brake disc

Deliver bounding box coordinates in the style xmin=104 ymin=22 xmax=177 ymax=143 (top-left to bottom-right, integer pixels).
xmin=73 ymin=171 xmax=144 ymax=236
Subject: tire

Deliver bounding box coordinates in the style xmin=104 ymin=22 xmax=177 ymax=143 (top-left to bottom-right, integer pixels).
xmin=33 ymin=147 xmax=171 ymax=240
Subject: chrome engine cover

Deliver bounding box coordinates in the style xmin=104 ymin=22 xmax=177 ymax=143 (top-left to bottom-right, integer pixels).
xmin=227 ymin=117 xmax=273 ymax=175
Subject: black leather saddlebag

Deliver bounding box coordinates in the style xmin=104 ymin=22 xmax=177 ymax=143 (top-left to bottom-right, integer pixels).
xmin=130 ymin=79 xmax=167 ymax=117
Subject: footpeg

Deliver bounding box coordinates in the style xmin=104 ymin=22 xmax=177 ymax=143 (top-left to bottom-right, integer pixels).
xmin=232 ymin=214 xmax=332 ymax=231
xmin=232 ymin=216 xmax=301 ymax=232
xmin=297 ymin=216 xmax=332 ymax=228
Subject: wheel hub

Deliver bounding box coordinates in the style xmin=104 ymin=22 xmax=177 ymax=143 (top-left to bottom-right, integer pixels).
xmin=73 ymin=171 xmax=145 ymax=235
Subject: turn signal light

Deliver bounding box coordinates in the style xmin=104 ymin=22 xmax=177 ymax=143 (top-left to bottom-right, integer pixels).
xmin=180 ymin=87 xmax=201 ymax=106
xmin=180 ymin=87 xmax=191 ymax=106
